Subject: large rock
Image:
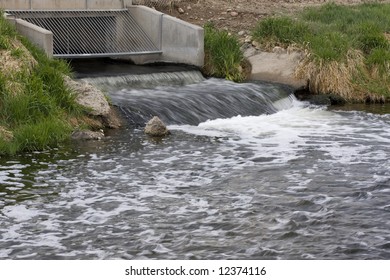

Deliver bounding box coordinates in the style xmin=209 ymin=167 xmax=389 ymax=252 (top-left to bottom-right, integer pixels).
xmin=64 ymin=76 xmax=111 ymax=117
xmin=244 ymin=46 xmax=306 ymax=89
xmin=103 ymin=107 xmax=123 ymax=129
xmin=64 ymin=77 xmax=123 ymax=140
xmin=144 ymin=116 xmax=170 ymax=137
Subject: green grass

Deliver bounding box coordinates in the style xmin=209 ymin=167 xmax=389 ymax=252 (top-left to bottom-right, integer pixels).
xmin=203 ymin=23 xmax=245 ymax=82
xmin=252 ymin=3 xmax=390 ymax=101
xmin=0 ymin=12 xmax=84 ymax=155
xmin=0 ymin=117 xmax=72 ymax=155
xmin=0 ymin=11 xmax=18 ymax=49
xmin=253 ymin=16 xmax=310 ymax=47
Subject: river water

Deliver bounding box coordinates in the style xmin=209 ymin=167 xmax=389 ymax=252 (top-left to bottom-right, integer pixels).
xmin=1 ymin=69 xmax=390 ymax=260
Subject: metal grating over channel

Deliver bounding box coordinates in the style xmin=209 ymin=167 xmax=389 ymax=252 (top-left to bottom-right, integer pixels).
xmin=6 ymin=9 xmax=162 ymax=58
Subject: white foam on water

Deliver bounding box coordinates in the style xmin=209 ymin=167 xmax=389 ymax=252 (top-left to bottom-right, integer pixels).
xmin=170 ymin=103 xmax=390 ymax=167
xmin=170 ymin=104 xmax=332 ymax=163
xmin=0 ymin=249 xmax=13 ymax=258
xmin=2 ymin=205 xmax=41 ymax=222
xmin=33 ymin=233 xmax=67 ymax=250
xmin=1 ymin=223 xmax=23 ymax=240
xmin=0 ymin=168 xmax=26 ymax=187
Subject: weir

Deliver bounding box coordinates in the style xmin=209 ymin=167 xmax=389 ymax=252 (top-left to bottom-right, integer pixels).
xmin=80 ymin=69 xmax=296 ymax=126
xmin=113 ymin=79 xmax=296 ymax=126
xmin=66 ymin=55 xmax=296 ymax=127
xmin=1 ymin=0 xmax=204 ymax=67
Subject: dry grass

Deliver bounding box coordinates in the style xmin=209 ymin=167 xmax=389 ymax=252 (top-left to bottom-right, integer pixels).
xmin=295 ymin=49 xmax=368 ymax=102
xmin=0 ymin=39 xmax=37 ymax=95
xmin=0 ymin=39 xmax=37 ymax=74
xmin=296 ymin=49 xmax=388 ymax=102
xmin=0 ymin=126 xmax=13 ymax=142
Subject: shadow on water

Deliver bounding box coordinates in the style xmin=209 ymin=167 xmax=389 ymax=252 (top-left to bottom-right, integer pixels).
xmin=69 ymin=58 xmax=200 ymax=79
xmin=331 ymin=103 xmax=390 ymax=115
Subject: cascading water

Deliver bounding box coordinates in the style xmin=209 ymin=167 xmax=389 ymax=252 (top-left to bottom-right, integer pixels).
xmin=1 ymin=63 xmax=390 ymax=260
xmin=99 ymin=78 xmax=295 ymax=126
xmin=74 ymin=59 xmax=296 ymax=126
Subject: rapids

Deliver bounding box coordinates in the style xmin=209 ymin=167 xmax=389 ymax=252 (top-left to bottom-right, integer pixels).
xmin=1 ymin=68 xmax=389 ymax=259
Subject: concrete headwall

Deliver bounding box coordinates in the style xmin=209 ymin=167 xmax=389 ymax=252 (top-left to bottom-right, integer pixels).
xmin=127 ymin=6 xmax=204 ymax=67
xmin=0 ymin=0 xmax=133 ymax=9
xmin=161 ymin=14 xmax=204 ymax=67
xmin=127 ymin=5 xmax=162 ymax=49
xmin=5 ymin=14 xmax=53 ymax=56
xmin=1 ymin=2 xmax=204 ymax=67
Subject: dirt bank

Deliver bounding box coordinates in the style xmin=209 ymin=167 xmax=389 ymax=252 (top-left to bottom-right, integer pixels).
xmin=158 ymin=0 xmax=390 ymax=36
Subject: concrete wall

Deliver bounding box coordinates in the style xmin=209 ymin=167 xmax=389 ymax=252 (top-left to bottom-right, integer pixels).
xmin=127 ymin=5 xmax=162 ymax=49
xmin=127 ymin=6 xmax=204 ymax=67
xmin=0 ymin=0 xmax=132 ymax=9
xmin=0 ymin=1 xmax=30 ymax=9
xmin=161 ymin=14 xmax=204 ymax=67
xmin=1 ymin=2 xmax=204 ymax=67
xmin=5 ymin=14 xmax=53 ymax=56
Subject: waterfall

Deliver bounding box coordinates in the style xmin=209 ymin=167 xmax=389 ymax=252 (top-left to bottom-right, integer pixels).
xmin=105 ymin=77 xmax=295 ymax=126
xmin=72 ymin=60 xmax=296 ymax=126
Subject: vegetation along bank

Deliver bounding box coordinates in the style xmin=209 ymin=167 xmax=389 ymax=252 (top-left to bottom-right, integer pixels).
xmin=203 ymin=2 xmax=390 ymax=103
xmin=0 ymin=13 xmax=119 ymax=155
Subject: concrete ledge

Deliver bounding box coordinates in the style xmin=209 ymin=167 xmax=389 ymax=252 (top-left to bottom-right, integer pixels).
xmin=245 ymin=47 xmax=306 ymax=90
xmin=5 ymin=14 xmax=53 ymax=56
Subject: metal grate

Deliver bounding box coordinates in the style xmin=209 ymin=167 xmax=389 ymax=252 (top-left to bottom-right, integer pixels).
xmin=6 ymin=9 xmax=162 ymax=58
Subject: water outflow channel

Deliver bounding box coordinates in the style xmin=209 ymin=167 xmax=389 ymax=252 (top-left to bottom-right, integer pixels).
xmin=1 ymin=62 xmax=390 ymax=259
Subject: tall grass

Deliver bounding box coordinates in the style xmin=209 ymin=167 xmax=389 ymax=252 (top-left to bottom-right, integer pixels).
xmin=252 ymin=3 xmax=390 ymax=102
xmin=0 ymin=10 xmax=18 ymax=50
xmin=0 ymin=117 xmax=72 ymax=155
xmin=203 ymin=23 xmax=245 ymax=82
xmin=0 ymin=12 xmax=83 ymax=155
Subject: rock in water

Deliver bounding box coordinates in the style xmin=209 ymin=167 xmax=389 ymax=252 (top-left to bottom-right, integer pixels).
xmin=144 ymin=116 xmax=170 ymax=137
xmin=71 ymin=129 xmax=104 ymax=140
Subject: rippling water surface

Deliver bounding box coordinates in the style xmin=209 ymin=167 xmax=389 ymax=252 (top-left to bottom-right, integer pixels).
xmin=1 ymin=77 xmax=390 ymax=260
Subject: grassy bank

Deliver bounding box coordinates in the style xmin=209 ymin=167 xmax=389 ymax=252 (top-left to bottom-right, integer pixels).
xmin=0 ymin=13 xmax=83 ymax=155
xmin=203 ymin=23 xmax=248 ymax=82
xmin=252 ymin=3 xmax=390 ymax=102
